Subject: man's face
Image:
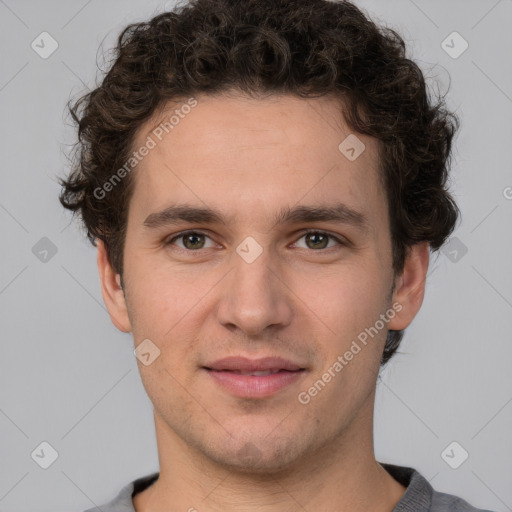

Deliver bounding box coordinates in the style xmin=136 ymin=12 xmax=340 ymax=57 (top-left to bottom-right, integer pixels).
xmin=107 ymin=92 xmax=406 ymax=472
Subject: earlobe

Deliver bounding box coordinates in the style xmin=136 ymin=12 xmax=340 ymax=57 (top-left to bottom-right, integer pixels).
xmin=96 ymin=239 xmax=132 ymax=333
xmin=387 ymin=242 xmax=430 ymax=332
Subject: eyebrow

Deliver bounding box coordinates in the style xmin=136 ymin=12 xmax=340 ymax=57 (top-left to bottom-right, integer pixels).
xmin=143 ymin=203 xmax=369 ymax=233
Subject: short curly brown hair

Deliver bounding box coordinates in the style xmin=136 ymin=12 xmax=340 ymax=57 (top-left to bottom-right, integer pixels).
xmin=59 ymin=0 xmax=460 ymax=366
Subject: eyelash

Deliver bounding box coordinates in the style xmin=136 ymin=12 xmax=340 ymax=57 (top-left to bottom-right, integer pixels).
xmin=165 ymin=229 xmax=346 ymax=253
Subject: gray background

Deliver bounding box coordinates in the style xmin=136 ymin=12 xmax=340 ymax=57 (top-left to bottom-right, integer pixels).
xmin=0 ymin=0 xmax=511 ymax=510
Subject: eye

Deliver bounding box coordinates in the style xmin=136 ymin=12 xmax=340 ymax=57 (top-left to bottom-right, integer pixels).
xmin=165 ymin=229 xmax=345 ymax=252
xmin=293 ymin=230 xmax=344 ymax=251
xmin=166 ymin=231 xmax=216 ymax=250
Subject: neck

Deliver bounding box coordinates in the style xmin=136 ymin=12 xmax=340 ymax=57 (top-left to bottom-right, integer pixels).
xmin=133 ymin=394 xmax=406 ymax=512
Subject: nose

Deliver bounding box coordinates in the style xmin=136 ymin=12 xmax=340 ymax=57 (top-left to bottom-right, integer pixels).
xmin=215 ymin=243 xmax=293 ymax=337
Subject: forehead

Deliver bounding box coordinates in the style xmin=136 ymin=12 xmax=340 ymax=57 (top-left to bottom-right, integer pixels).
xmin=128 ymin=92 xmax=386 ymax=229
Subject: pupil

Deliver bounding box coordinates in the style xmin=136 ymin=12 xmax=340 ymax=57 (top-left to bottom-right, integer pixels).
xmin=307 ymin=233 xmax=327 ymax=249
xmin=185 ymin=234 xmax=204 ymax=249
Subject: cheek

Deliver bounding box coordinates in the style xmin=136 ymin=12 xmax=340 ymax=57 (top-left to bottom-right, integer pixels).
xmin=297 ymin=263 xmax=391 ymax=401
xmin=299 ymin=261 xmax=389 ymax=336
xmin=298 ymin=264 xmax=389 ymax=392
xmin=124 ymin=250 xmax=218 ymax=344
xmin=125 ymin=264 xmax=206 ymax=393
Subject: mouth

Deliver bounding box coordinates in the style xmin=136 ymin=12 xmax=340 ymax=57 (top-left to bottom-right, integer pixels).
xmin=202 ymin=357 xmax=307 ymax=398
xmin=205 ymin=368 xmax=304 ymax=376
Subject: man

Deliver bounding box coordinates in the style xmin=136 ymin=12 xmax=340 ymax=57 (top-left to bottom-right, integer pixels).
xmin=59 ymin=0 xmax=496 ymax=510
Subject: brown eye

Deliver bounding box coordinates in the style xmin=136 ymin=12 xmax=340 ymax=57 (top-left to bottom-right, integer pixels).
xmin=305 ymin=232 xmax=329 ymax=249
xmin=167 ymin=231 xmax=214 ymax=250
xmin=294 ymin=231 xmax=344 ymax=251
xmin=182 ymin=233 xmax=205 ymax=250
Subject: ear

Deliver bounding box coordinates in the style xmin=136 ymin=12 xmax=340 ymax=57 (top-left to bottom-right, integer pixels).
xmin=96 ymin=239 xmax=132 ymax=333
xmin=387 ymin=241 xmax=430 ymax=331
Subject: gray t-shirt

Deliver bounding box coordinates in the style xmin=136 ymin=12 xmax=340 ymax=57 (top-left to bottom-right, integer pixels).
xmin=82 ymin=462 xmax=497 ymax=511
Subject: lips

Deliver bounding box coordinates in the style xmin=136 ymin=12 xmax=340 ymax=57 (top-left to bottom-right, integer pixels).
xmin=203 ymin=356 xmax=305 ymax=373
xmin=203 ymin=356 xmax=306 ymax=398
xmin=217 ymin=369 xmax=284 ymax=376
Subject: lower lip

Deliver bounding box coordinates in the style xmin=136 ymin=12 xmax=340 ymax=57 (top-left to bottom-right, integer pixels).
xmin=204 ymin=369 xmax=305 ymax=398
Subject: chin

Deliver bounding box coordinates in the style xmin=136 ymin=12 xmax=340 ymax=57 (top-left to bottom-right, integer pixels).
xmin=200 ymin=433 xmax=306 ymax=475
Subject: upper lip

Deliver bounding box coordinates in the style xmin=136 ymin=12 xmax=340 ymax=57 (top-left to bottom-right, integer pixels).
xmin=203 ymin=356 xmax=305 ymax=372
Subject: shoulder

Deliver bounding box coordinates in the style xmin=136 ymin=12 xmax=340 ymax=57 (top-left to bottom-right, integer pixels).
xmin=80 ymin=472 xmax=159 ymax=512
xmin=430 ymin=489 xmax=498 ymax=512
xmin=380 ymin=462 xmax=498 ymax=512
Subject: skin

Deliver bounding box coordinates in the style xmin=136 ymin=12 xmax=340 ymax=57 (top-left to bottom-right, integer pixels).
xmin=97 ymin=91 xmax=429 ymax=512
